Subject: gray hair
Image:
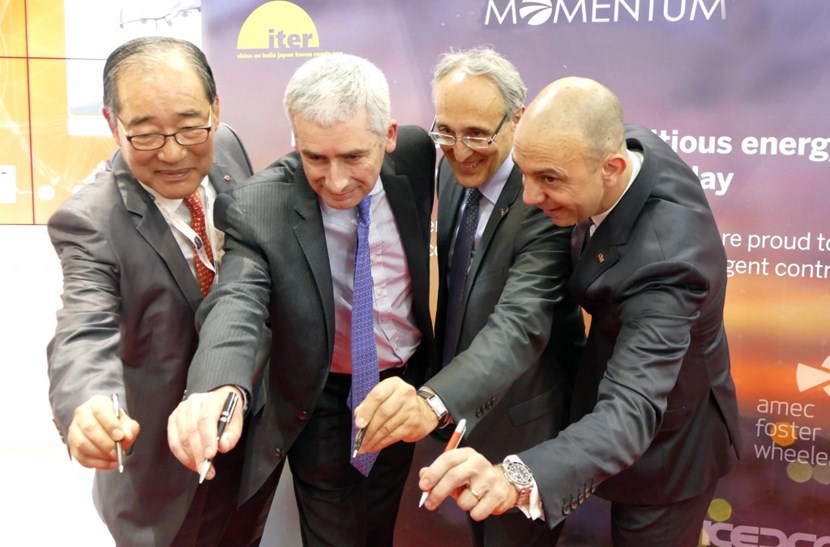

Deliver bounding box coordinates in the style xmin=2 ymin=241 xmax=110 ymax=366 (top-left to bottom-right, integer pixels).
xmin=102 ymin=37 xmax=216 ymax=117
xmin=432 ymin=46 xmax=526 ymax=118
xmin=284 ymin=54 xmax=391 ymax=140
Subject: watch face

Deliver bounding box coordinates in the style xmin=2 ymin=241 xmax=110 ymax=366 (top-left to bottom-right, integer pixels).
xmin=504 ymin=460 xmax=534 ymax=489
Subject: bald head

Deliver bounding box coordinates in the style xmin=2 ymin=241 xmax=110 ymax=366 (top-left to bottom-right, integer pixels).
xmin=519 ymin=77 xmax=625 ymax=160
xmin=515 ymin=77 xmax=632 ymax=226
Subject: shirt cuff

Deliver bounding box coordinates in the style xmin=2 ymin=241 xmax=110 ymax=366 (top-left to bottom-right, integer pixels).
xmin=505 ymin=455 xmax=545 ymax=521
xmin=233 ymin=385 xmax=250 ymax=414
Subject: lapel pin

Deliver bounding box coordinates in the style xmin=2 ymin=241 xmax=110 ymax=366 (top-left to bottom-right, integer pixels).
xmin=224 ymin=175 xmax=231 ymax=181
xmin=597 ymin=253 xmax=605 ymax=263
xmin=500 ymin=207 xmax=508 ymax=216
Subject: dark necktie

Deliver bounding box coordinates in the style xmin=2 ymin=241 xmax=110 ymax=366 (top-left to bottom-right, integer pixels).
xmin=350 ymin=195 xmax=379 ymax=476
xmin=570 ymin=218 xmax=594 ymax=265
xmin=183 ymin=191 xmax=215 ymax=297
xmin=441 ymin=188 xmax=481 ymax=367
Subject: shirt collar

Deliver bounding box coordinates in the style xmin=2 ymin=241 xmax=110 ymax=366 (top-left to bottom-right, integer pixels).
xmin=139 ymin=176 xmax=211 ymax=209
xmin=319 ymin=175 xmax=384 ymax=217
xmin=475 ymin=153 xmax=514 ymax=206
xmin=591 ymin=149 xmax=642 ymax=228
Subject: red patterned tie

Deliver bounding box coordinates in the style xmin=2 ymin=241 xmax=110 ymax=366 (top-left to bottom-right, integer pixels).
xmin=183 ymin=191 xmax=215 ymax=297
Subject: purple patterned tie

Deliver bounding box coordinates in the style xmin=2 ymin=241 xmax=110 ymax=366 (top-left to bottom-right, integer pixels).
xmin=570 ymin=218 xmax=594 ymax=264
xmin=442 ymin=188 xmax=481 ymax=367
xmin=349 ymin=195 xmax=379 ymax=476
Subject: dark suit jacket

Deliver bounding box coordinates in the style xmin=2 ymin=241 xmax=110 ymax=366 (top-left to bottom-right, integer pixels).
xmin=186 ymin=125 xmax=436 ymax=504
xmin=427 ymin=159 xmax=584 ymax=462
xmin=520 ymin=124 xmax=742 ymax=527
xmin=46 ymin=124 xmax=253 ymax=546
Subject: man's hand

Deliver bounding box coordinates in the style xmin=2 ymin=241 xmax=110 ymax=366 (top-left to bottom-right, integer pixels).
xmin=418 ymin=447 xmax=518 ymax=520
xmin=167 ymin=385 xmax=244 ymax=481
xmin=353 ymin=377 xmax=438 ymax=453
xmin=67 ymin=394 xmax=140 ymax=470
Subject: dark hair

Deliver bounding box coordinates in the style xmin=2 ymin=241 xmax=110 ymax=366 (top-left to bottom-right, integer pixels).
xmin=102 ymin=37 xmax=217 ymax=116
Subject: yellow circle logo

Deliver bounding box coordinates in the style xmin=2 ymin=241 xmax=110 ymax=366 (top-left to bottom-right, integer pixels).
xmin=237 ymin=1 xmax=320 ymax=50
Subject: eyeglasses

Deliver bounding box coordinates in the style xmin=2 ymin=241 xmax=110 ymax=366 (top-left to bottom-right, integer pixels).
xmin=428 ymin=113 xmax=509 ymax=150
xmin=117 ymin=111 xmax=213 ymax=151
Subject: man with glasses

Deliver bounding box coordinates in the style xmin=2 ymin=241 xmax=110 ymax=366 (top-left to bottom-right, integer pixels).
xmin=47 ymin=36 xmax=258 ymax=546
xmin=354 ymin=47 xmax=584 ymax=546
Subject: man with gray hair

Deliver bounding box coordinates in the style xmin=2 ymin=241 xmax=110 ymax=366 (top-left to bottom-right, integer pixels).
xmin=168 ymin=53 xmax=436 ymax=546
xmin=354 ymin=46 xmax=584 ymax=546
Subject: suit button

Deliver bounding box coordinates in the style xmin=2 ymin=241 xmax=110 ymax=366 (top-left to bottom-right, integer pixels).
xmin=562 ymin=504 xmax=571 ymax=515
xmin=274 ymin=448 xmax=282 ymax=459
xmin=298 ymin=411 xmax=310 ymax=421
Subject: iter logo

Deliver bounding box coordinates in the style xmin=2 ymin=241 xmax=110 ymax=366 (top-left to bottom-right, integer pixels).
xmin=796 ymin=356 xmax=830 ymax=396
xmin=236 ymin=1 xmax=320 ymax=58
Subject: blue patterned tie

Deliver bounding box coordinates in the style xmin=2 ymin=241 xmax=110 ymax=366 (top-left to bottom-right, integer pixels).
xmin=442 ymin=188 xmax=481 ymax=367
xmin=350 ymin=195 xmax=379 ymax=476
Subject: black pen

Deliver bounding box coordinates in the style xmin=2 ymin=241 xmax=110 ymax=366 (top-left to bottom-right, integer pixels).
xmin=111 ymin=393 xmax=124 ymax=473
xmin=198 ymin=392 xmax=239 ymax=484
xmin=352 ymin=426 xmax=368 ymax=458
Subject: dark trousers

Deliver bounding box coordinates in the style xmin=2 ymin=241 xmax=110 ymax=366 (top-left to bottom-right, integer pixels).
xmin=610 ymin=479 xmax=718 ymax=547
xmin=170 ymin=436 xmax=247 ymax=547
xmin=288 ymin=371 xmax=414 ymax=547
xmin=469 ymin=510 xmax=564 ymax=547
xmin=409 ymin=428 xmax=565 ymax=547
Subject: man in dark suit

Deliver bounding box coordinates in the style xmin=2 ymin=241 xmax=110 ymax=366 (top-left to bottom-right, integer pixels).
xmin=167 ymin=54 xmax=435 ymax=546
xmin=47 ymin=37 xmax=255 ymax=546
xmin=354 ymin=47 xmax=583 ymax=546
xmin=419 ymin=77 xmax=742 ymax=546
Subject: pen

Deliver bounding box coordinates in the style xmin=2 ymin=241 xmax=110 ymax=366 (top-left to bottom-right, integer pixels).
xmin=198 ymin=391 xmax=239 ymax=484
xmin=111 ymin=393 xmax=124 ymax=473
xmin=352 ymin=426 xmax=367 ymax=458
xmin=419 ymin=418 xmax=467 ymax=508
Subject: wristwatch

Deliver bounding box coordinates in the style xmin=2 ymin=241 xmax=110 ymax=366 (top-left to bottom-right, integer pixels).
xmin=416 ymin=388 xmax=451 ymax=428
xmin=501 ymin=457 xmax=534 ymax=507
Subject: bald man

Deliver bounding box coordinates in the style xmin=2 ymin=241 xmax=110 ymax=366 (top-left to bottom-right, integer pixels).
xmin=418 ymin=77 xmax=741 ymax=547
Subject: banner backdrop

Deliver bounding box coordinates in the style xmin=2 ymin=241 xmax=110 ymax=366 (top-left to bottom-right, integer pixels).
xmin=2 ymin=0 xmax=828 ymax=544
xmin=201 ymin=1 xmax=830 ymax=544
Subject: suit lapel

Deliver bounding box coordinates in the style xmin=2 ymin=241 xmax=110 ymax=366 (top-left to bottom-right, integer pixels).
xmin=439 ymin=163 xmax=521 ymax=321
xmin=114 ymin=151 xmax=203 ymax=311
xmin=436 ymin=159 xmax=464 ymax=324
xmin=382 ymin=156 xmax=432 ymax=338
xmin=570 ymin=130 xmax=652 ymax=296
xmin=208 ymin=162 xmax=234 ymax=194
xmin=466 ymin=165 xmax=520 ymax=287
xmin=436 ymin=161 xmax=464 ymax=270
xmin=291 ymin=163 xmax=336 ymax=354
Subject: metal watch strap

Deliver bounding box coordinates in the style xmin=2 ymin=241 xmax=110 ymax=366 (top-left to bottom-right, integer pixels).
xmin=502 ymin=458 xmax=534 ymax=507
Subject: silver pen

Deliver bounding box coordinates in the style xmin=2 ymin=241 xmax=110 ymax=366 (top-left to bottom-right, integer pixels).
xmin=111 ymin=393 xmax=125 ymax=473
